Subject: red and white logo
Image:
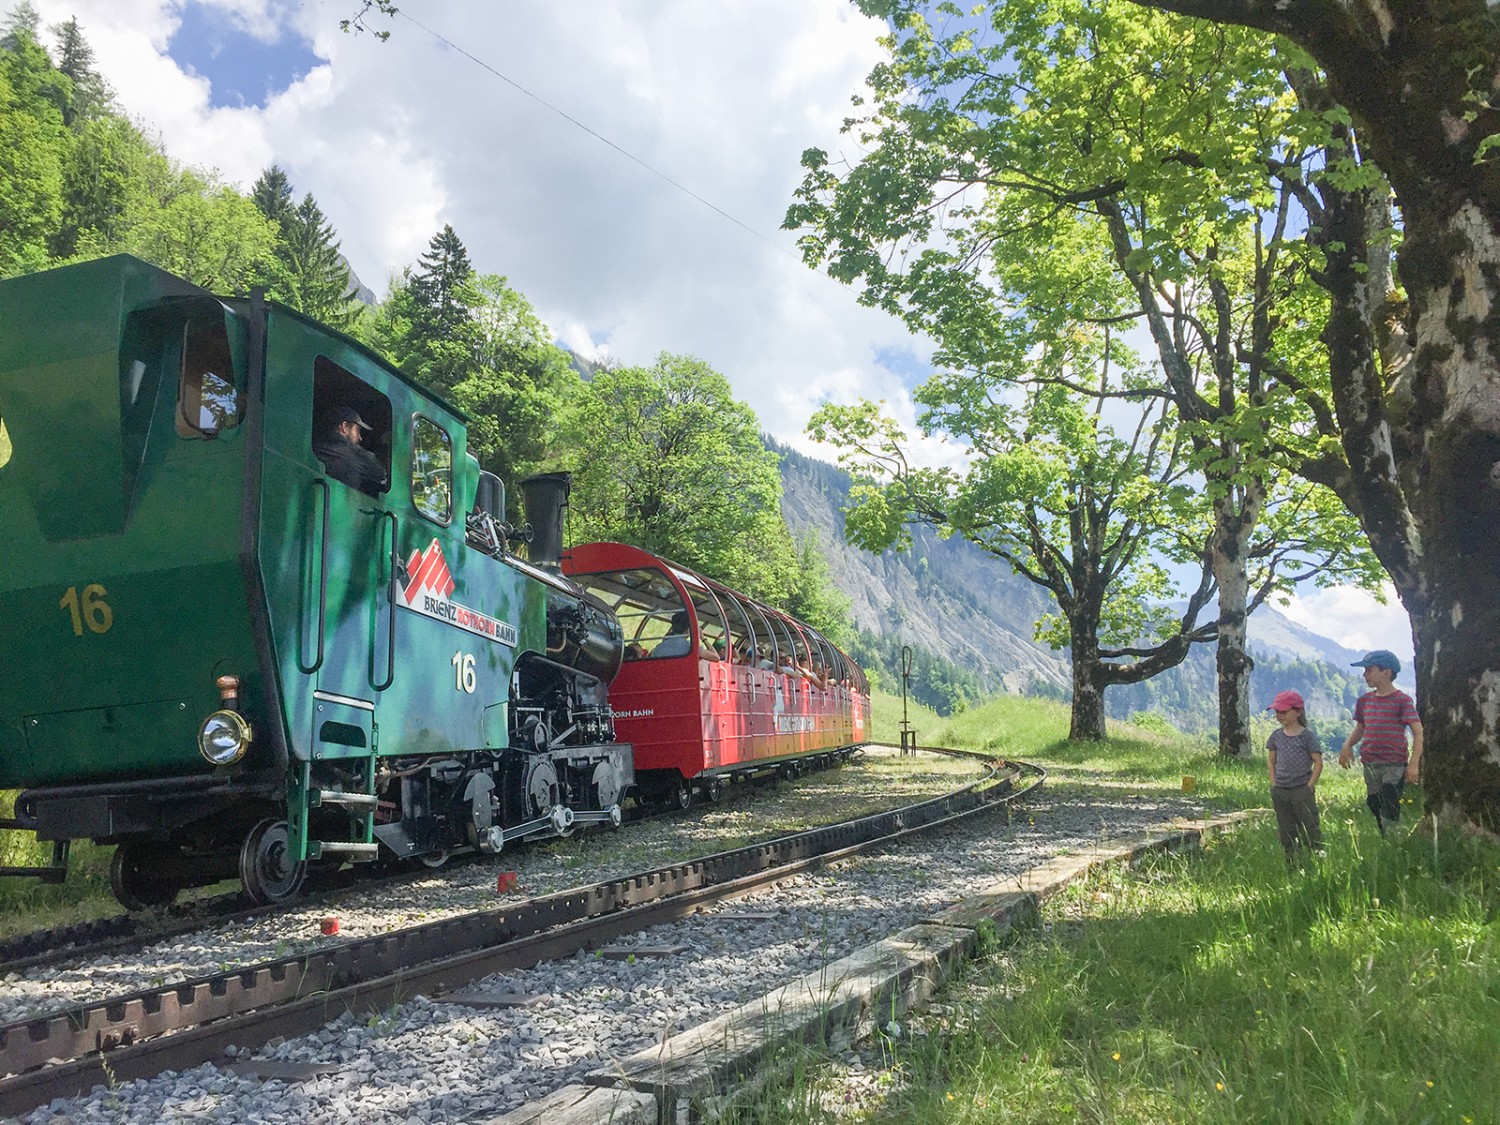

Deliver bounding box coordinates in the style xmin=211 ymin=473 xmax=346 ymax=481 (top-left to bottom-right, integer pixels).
xmin=399 ymin=539 xmax=517 ymax=647
xmin=403 ymin=539 xmax=455 ymax=605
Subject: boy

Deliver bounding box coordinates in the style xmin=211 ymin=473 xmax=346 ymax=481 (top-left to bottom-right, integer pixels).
xmin=1266 ymin=689 xmax=1323 ymax=863
xmin=1338 ymin=649 xmax=1423 ymax=835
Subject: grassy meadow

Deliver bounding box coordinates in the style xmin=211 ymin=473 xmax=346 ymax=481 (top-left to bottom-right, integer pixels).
xmin=737 ymin=691 xmax=1500 ymax=1124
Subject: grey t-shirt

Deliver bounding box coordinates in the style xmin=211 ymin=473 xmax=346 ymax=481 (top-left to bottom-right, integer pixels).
xmin=1267 ymin=728 xmax=1321 ymax=788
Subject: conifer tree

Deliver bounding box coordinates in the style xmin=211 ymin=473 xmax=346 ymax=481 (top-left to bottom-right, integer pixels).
xmin=283 ymin=193 xmax=358 ymax=329
xmin=409 ymin=223 xmax=472 ymax=338
xmin=50 ymin=17 xmax=108 ymax=124
xmin=251 ymin=166 xmax=359 ymax=330
xmin=250 ymin=165 xmax=293 ymax=229
xmin=0 ymin=2 xmax=38 ymax=51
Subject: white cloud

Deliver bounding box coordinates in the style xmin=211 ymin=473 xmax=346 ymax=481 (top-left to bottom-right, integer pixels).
xmin=32 ymin=1 xmax=910 ymax=443
xmin=1277 ymin=583 xmax=1415 ymax=668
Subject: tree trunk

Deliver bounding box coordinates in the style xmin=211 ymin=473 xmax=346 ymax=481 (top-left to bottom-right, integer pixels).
xmin=1214 ymin=583 xmax=1253 ymax=758
xmin=1337 ymin=198 xmax=1500 ymax=830
xmin=1209 ymin=490 xmax=1259 ymax=757
xmin=1068 ymin=619 xmax=1108 ymax=741
xmin=1410 ymin=566 xmax=1500 ymax=830
xmin=1397 ymin=323 xmax=1500 ymax=829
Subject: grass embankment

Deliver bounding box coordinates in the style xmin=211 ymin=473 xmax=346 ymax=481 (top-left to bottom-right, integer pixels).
xmin=740 ymin=692 xmax=1500 ymax=1124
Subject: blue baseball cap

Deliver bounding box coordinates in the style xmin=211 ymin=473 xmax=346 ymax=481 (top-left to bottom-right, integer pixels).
xmin=1352 ymin=649 xmax=1401 ymax=674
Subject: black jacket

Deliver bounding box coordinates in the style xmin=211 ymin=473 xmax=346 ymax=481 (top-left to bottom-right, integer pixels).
xmin=314 ymin=436 xmax=387 ymax=494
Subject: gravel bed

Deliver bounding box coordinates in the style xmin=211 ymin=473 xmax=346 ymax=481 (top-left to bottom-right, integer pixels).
xmin=0 ymin=749 xmax=980 ymax=1027
xmin=21 ymin=785 xmax=1199 ymax=1124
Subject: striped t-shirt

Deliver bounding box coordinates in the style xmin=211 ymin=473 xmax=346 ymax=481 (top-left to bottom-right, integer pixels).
xmin=1353 ymin=689 xmax=1419 ymax=764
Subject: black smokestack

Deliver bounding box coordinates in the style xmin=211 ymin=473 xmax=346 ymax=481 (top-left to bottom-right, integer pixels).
xmin=520 ymin=471 xmax=571 ymax=571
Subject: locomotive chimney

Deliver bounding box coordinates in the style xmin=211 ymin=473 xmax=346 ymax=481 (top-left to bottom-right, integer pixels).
xmin=520 ymin=471 xmax=571 ymax=571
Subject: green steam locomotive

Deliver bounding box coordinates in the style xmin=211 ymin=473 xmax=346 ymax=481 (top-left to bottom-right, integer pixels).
xmin=0 ymin=255 xmax=632 ymax=907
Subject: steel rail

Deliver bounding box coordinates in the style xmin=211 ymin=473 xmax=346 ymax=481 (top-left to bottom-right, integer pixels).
xmin=0 ymin=750 xmax=1043 ymax=1118
xmin=0 ymin=746 xmax=842 ymax=974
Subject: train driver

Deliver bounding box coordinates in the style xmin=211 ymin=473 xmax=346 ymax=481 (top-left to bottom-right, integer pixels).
xmin=315 ymin=406 xmax=387 ymax=495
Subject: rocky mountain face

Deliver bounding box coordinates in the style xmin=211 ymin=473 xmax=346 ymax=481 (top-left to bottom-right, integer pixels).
xmin=778 ymin=446 xmax=1070 ymax=694
xmin=778 ymin=445 xmax=1365 ymax=734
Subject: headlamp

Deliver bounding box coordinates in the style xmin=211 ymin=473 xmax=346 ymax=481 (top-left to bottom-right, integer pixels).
xmin=199 ymin=709 xmax=252 ymax=765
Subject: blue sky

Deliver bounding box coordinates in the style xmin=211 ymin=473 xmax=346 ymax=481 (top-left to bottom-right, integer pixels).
xmin=166 ymin=2 xmax=320 ymax=109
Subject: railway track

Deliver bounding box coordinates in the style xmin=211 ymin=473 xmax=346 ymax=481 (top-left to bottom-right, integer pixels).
xmin=0 ymin=746 xmax=1042 ymax=1119
xmin=0 ymin=750 xmax=836 ymax=978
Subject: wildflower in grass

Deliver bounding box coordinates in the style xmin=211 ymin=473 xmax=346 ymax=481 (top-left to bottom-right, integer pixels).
xmin=1216 ymin=1083 xmax=1225 ymax=1092
xmin=1427 ymin=1081 xmax=1434 ymax=1088
xmin=1112 ymin=1052 xmax=1121 ymax=1061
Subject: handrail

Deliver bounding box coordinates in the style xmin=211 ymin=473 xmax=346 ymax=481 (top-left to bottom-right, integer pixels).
xmin=297 ymin=479 xmax=330 ymax=674
xmin=372 ymin=510 xmax=398 ymax=691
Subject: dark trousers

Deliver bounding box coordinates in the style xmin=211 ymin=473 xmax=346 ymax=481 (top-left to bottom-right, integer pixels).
xmin=1362 ymin=762 xmax=1407 ymax=835
xmin=1271 ymin=785 xmax=1322 ymax=859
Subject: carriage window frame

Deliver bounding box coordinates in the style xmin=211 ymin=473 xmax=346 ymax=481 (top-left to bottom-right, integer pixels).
xmin=714 ymin=588 xmax=757 ymax=666
xmin=570 ymin=567 xmax=691 ymax=662
xmin=409 ymin=413 xmax=454 ymax=527
xmin=174 ymin=317 xmax=242 ymax=439
xmin=682 ymin=582 xmax=729 ymax=661
xmin=742 ymin=601 xmax=779 ymax=670
xmin=765 ymin=614 xmax=800 ymax=674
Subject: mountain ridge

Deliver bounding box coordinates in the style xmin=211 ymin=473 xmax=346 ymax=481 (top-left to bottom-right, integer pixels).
xmin=776 ymin=442 xmax=1366 ymax=736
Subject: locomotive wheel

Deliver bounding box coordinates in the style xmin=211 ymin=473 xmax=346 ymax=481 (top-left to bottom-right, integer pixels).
xmin=419 ymin=849 xmax=451 ymax=869
xmin=700 ymin=778 xmax=724 ymax=804
xmin=239 ymin=819 xmax=306 ymax=905
xmin=110 ymin=843 xmax=181 ymax=911
xmin=669 ymin=779 xmax=693 ymax=812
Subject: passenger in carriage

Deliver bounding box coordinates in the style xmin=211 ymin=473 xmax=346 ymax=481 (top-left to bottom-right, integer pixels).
xmin=651 ymin=611 xmax=694 ymax=658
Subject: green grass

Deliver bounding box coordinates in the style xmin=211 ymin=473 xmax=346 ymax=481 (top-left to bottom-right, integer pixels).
xmin=738 ymin=693 xmax=1500 ymax=1124
xmin=0 ymin=790 xmax=118 ymax=931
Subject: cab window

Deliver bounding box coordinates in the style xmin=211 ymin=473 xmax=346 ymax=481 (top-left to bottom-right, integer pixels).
xmin=410 ymin=415 xmax=453 ymax=524
xmin=175 ymin=318 xmax=241 ymax=438
xmin=312 ymin=357 xmax=391 ymax=496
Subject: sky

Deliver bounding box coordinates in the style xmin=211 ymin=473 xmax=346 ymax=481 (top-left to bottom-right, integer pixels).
xmin=23 ymin=0 xmax=1415 ymax=667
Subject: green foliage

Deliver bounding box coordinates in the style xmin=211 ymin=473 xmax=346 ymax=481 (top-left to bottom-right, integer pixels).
xmin=790 ymin=0 xmax=1394 ymax=754
xmin=368 ymin=227 xmax=578 ymax=494
xmin=0 ymin=18 xmax=283 ymax=289
xmin=810 ymin=330 xmax=1216 ymax=740
xmin=782 ymin=531 xmax=854 ymax=645
xmin=252 ymin=165 xmax=362 ymax=329
xmin=556 ymin=354 xmax=801 ymax=604
xmin=50 ymin=16 xmax=110 ymax=125
xmin=848 ymin=631 xmax=982 ymax=717
xmin=0 ymin=24 xmax=66 ymax=276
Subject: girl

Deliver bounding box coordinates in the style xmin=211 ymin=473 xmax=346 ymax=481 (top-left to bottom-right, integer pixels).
xmin=1266 ymin=689 xmax=1323 ymax=863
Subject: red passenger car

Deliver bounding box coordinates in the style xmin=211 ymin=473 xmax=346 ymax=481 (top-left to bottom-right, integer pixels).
xmin=563 ymin=542 xmax=869 ymax=806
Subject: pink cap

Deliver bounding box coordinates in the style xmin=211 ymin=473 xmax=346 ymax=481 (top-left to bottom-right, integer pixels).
xmin=1267 ymin=689 xmax=1305 ymax=713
